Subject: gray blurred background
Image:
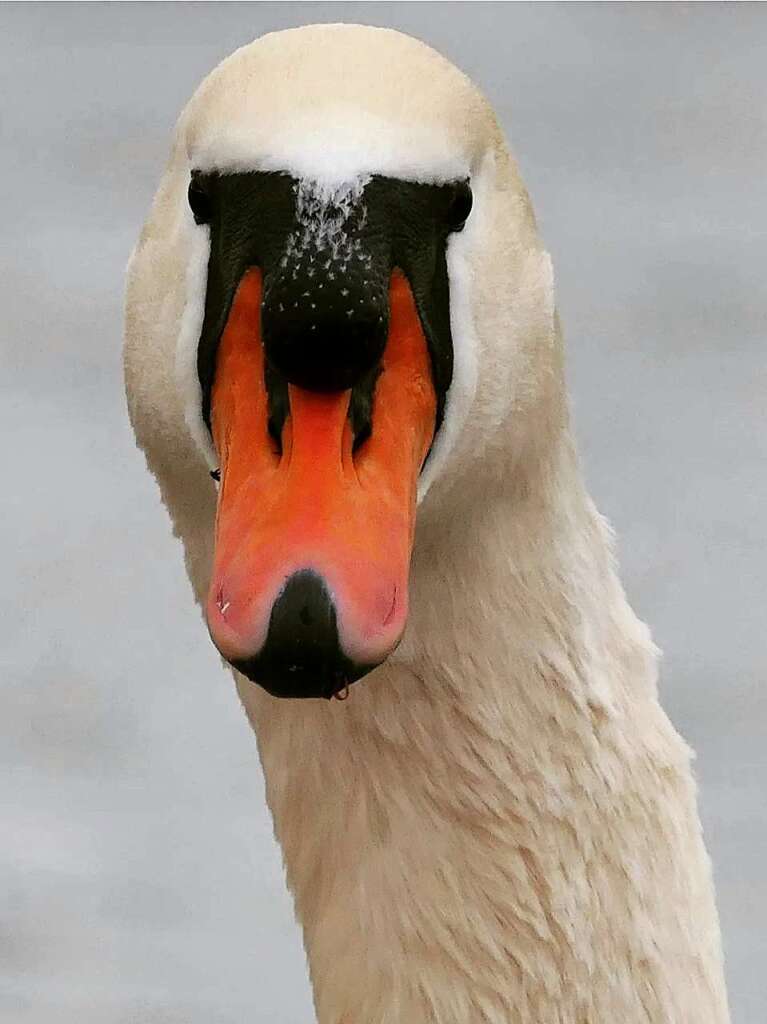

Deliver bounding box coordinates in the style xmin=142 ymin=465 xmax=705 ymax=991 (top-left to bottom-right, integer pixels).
xmin=1 ymin=3 xmax=764 ymax=1022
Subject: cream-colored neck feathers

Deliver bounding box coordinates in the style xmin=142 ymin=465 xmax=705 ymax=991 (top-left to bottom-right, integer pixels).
xmin=236 ymin=430 xmax=729 ymax=1023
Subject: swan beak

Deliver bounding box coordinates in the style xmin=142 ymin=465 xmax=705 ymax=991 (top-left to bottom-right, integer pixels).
xmin=205 ymin=268 xmax=436 ymax=698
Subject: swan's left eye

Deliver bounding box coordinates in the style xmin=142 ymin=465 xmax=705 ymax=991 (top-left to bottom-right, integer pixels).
xmin=188 ymin=172 xmax=213 ymax=224
xmin=446 ymin=181 xmax=473 ymax=233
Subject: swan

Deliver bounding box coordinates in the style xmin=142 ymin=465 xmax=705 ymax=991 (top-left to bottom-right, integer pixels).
xmin=123 ymin=24 xmax=730 ymax=1023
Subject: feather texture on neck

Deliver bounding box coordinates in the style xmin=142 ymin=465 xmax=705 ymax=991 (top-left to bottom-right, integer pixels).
xmin=238 ymin=432 xmax=728 ymax=1023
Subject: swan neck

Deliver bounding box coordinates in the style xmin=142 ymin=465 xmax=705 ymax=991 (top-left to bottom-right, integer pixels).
xmin=242 ymin=431 xmax=728 ymax=1022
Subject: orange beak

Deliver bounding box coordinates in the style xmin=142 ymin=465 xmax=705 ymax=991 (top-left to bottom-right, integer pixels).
xmin=205 ymin=267 xmax=436 ymax=698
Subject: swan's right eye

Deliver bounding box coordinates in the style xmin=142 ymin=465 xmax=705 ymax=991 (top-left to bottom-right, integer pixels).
xmin=188 ymin=172 xmax=213 ymax=224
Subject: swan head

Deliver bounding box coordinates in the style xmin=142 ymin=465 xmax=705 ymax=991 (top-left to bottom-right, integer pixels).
xmin=124 ymin=24 xmax=561 ymax=699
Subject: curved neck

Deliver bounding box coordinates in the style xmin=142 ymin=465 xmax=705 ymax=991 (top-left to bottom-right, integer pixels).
xmin=237 ymin=430 xmax=728 ymax=1023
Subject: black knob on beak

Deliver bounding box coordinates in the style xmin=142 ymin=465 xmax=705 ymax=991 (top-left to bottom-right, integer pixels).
xmin=261 ymin=254 xmax=389 ymax=392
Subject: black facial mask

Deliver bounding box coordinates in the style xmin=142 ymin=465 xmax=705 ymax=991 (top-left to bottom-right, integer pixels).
xmin=190 ymin=170 xmax=472 ymax=451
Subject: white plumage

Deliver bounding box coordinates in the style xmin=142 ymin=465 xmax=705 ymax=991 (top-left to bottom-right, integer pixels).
xmin=124 ymin=24 xmax=730 ymax=1023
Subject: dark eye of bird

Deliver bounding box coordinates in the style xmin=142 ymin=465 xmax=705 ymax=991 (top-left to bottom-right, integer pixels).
xmin=446 ymin=181 xmax=473 ymax=232
xmin=188 ymin=172 xmax=213 ymax=225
